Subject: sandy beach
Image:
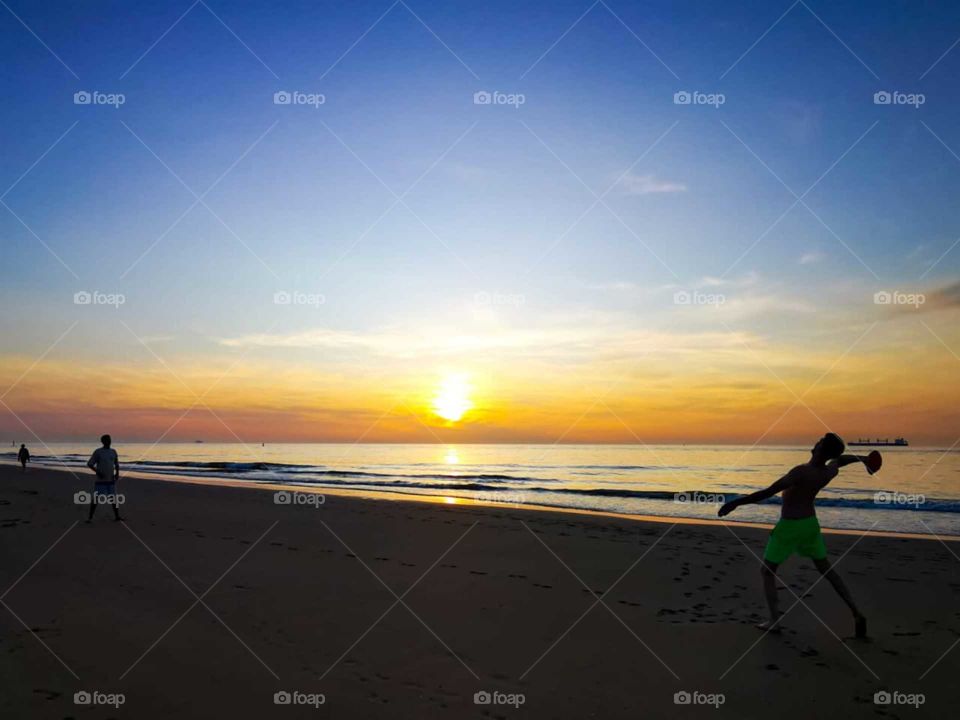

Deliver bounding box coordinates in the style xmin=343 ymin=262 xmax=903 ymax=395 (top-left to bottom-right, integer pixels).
xmin=1 ymin=463 xmax=957 ymax=719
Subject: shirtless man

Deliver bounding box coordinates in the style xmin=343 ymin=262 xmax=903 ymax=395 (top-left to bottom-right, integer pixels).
xmin=718 ymin=433 xmax=869 ymax=637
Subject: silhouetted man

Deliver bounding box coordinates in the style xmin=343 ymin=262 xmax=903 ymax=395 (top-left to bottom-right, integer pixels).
xmin=719 ymin=433 xmax=868 ymax=637
xmin=17 ymin=444 xmax=29 ymax=472
xmin=86 ymin=434 xmax=123 ymax=522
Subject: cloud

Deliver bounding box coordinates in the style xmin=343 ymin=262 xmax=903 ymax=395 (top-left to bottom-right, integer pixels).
xmin=912 ymin=280 xmax=960 ymax=313
xmin=927 ymin=281 xmax=960 ymax=308
xmin=799 ymin=251 xmax=823 ymax=265
xmin=219 ymin=324 xmax=756 ymax=362
xmin=617 ymin=172 xmax=686 ymax=195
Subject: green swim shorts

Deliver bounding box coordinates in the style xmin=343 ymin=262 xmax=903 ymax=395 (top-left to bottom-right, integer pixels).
xmin=763 ymin=516 xmax=827 ymax=564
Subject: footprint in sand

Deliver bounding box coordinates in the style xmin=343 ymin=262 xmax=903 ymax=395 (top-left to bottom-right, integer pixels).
xmin=28 ymin=627 xmax=61 ymax=639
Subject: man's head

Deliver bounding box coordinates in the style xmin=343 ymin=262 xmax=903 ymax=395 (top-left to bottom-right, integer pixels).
xmin=20 ymin=444 xmax=25 ymax=449
xmin=812 ymin=432 xmax=845 ymax=462
xmin=100 ymin=434 xmax=111 ymax=448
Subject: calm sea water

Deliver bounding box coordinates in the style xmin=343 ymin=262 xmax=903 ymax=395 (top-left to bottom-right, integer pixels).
xmin=6 ymin=443 xmax=959 ymax=536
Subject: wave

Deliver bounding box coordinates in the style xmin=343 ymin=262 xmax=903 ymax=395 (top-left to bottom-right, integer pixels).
xmin=8 ymin=453 xmax=959 ymax=514
xmin=266 ymin=479 xmax=960 ymax=514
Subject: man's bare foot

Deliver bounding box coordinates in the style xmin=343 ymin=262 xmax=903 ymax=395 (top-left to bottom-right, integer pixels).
xmin=756 ymin=617 xmax=783 ymax=633
xmin=855 ymin=615 xmax=867 ymax=638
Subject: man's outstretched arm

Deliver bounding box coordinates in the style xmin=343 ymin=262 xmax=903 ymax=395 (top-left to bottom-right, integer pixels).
xmin=828 ymin=454 xmax=866 ymax=469
xmin=718 ymin=472 xmax=795 ymax=517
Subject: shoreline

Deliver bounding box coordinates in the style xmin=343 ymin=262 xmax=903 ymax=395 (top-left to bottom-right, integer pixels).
xmin=6 ymin=460 xmax=955 ymax=542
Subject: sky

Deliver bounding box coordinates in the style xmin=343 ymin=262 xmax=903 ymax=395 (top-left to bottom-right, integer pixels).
xmin=1 ymin=0 xmax=960 ymax=445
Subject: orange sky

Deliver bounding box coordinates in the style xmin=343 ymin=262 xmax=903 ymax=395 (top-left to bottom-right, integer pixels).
xmin=2 ymin=305 xmax=958 ymax=446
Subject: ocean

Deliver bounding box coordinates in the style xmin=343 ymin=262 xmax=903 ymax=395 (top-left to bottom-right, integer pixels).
xmin=6 ymin=442 xmax=958 ymax=536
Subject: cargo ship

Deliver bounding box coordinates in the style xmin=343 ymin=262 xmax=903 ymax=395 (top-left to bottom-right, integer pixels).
xmin=848 ymin=437 xmax=909 ymax=447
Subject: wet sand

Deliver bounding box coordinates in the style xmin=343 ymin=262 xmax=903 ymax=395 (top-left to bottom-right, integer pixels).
xmin=1 ymin=464 xmax=956 ymax=718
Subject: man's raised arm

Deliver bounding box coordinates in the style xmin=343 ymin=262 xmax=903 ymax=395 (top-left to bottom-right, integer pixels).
xmin=718 ymin=471 xmax=796 ymax=517
xmin=828 ymin=454 xmax=866 ymax=469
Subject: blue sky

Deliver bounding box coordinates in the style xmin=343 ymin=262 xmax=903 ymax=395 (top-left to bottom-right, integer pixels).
xmin=2 ymin=1 xmax=960 ymax=442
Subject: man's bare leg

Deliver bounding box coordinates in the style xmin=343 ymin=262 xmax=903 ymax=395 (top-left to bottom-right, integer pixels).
xmin=813 ymin=557 xmax=866 ymax=637
xmin=758 ymin=559 xmax=783 ymax=631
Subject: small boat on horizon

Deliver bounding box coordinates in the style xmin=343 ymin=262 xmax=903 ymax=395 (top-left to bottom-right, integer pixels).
xmin=848 ymin=437 xmax=909 ymax=447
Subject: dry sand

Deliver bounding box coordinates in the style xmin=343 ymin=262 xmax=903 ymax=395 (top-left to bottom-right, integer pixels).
xmin=1 ymin=464 xmax=957 ymax=718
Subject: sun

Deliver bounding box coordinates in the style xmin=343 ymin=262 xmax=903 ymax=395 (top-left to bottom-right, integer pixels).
xmin=432 ymin=374 xmax=473 ymax=423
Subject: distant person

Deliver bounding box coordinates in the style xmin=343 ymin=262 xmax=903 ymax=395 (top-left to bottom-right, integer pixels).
xmin=718 ymin=433 xmax=870 ymax=637
xmin=17 ymin=443 xmax=30 ymax=472
xmin=86 ymin=434 xmax=123 ymax=522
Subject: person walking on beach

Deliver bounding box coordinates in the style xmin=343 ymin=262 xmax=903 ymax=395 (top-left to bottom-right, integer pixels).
xmin=17 ymin=444 xmax=30 ymax=472
xmin=86 ymin=434 xmax=123 ymax=522
xmin=718 ymin=433 xmax=873 ymax=637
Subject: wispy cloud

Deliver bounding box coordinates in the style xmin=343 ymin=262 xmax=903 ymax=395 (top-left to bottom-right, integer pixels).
xmin=799 ymin=251 xmax=823 ymax=265
xmin=617 ymin=172 xmax=686 ymax=195
xmin=219 ymin=324 xmax=755 ymax=361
